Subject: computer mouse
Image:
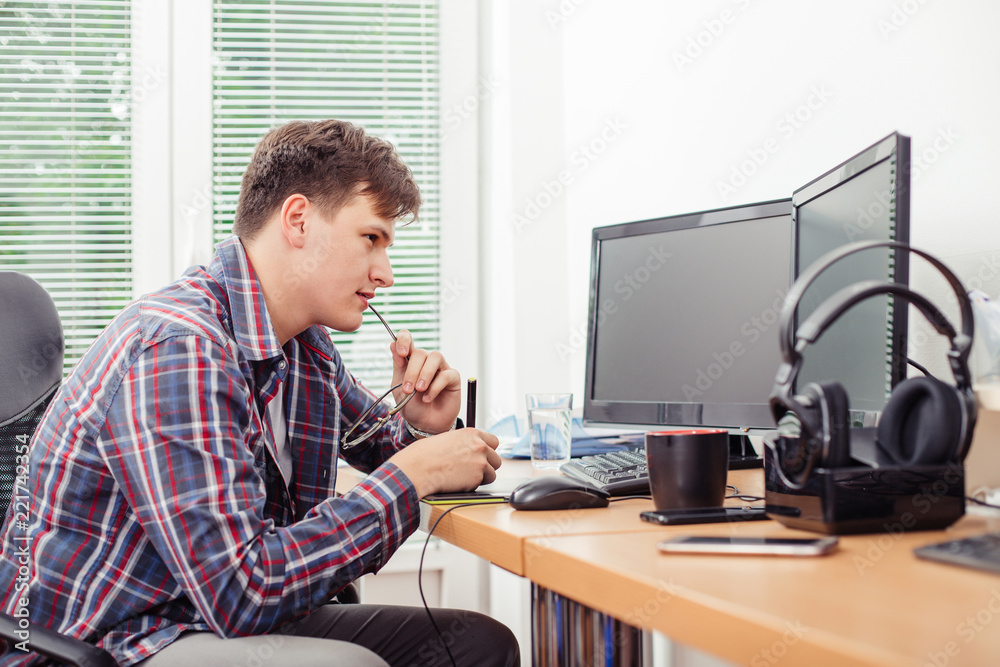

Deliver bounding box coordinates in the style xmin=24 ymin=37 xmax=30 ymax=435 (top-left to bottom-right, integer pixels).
xmin=509 ymin=476 xmax=610 ymax=511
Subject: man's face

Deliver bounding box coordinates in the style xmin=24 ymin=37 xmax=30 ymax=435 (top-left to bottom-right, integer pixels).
xmin=303 ymin=194 xmax=395 ymax=332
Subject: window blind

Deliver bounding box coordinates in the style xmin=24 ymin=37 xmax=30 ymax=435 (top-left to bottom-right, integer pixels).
xmin=212 ymin=0 xmax=441 ymax=391
xmin=0 ymin=1 xmax=132 ymax=373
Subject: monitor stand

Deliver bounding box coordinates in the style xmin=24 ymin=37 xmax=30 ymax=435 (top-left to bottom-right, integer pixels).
xmin=729 ymin=433 xmax=763 ymax=469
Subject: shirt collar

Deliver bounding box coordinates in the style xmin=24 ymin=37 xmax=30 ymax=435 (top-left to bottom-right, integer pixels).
xmin=210 ymin=235 xmax=283 ymax=363
xmin=209 ymin=235 xmax=335 ymax=362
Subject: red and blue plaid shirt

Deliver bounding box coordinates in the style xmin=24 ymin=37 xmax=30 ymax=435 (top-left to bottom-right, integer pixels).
xmin=0 ymin=236 xmax=421 ymax=665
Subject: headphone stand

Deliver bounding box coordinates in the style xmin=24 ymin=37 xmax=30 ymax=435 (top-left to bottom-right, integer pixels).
xmin=762 ymin=439 xmax=965 ymax=535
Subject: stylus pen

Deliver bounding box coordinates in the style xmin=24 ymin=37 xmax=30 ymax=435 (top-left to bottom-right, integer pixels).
xmin=466 ymin=378 xmax=477 ymax=429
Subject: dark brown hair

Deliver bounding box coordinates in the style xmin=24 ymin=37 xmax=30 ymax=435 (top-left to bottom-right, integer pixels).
xmin=233 ymin=119 xmax=421 ymax=239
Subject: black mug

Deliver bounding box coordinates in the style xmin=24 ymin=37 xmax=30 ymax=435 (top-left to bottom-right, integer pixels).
xmin=646 ymin=429 xmax=729 ymax=510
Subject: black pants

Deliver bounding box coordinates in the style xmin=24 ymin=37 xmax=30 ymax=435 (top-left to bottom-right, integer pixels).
xmin=137 ymin=603 xmax=520 ymax=667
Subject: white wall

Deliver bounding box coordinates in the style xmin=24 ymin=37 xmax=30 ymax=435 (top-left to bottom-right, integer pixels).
xmin=479 ymin=0 xmax=1000 ymax=488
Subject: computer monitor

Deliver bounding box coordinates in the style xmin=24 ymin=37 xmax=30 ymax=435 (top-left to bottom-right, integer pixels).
xmin=582 ymin=134 xmax=911 ymax=456
xmin=793 ymin=132 xmax=911 ymax=423
xmin=582 ymin=199 xmax=795 ymax=440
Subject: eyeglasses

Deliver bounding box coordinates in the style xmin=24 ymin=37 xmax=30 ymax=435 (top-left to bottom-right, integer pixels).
xmin=340 ymin=304 xmax=415 ymax=449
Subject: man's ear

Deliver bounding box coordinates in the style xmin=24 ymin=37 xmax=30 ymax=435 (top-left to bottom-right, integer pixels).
xmin=279 ymin=194 xmax=311 ymax=249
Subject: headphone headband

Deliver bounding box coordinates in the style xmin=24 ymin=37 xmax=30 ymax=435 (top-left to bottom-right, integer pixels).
xmin=797 ymin=280 xmax=957 ymax=347
xmin=779 ymin=240 xmax=974 ymax=362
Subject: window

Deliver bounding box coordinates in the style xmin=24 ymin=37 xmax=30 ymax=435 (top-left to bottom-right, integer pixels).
xmin=212 ymin=0 xmax=442 ymax=389
xmin=2 ymin=1 xmax=443 ymax=388
xmin=0 ymin=1 xmax=132 ymax=372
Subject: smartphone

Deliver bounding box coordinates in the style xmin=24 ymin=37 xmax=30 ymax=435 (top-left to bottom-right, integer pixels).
xmin=657 ymin=535 xmax=839 ymax=556
xmin=640 ymin=506 xmax=769 ymax=525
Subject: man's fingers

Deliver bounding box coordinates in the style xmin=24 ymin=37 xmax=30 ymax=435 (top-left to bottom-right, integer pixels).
xmin=394 ymin=329 xmax=413 ymax=358
xmin=399 ymin=348 xmax=426 ymax=393
xmin=405 ymin=350 xmax=447 ymax=397
xmin=421 ymin=367 xmax=460 ymax=403
xmin=485 ymin=446 xmax=502 ymax=471
xmin=478 ymin=430 xmax=500 ymax=449
xmin=467 ymin=430 xmax=502 ymax=472
xmin=480 ymin=466 xmax=498 ymax=486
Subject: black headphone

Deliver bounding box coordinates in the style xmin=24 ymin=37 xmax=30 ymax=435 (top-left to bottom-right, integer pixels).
xmin=768 ymin=240 xmax=976 ymax=488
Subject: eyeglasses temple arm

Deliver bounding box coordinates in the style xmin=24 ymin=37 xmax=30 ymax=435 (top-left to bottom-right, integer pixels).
xmin=368 ymin=303 xmax=397 ymax=342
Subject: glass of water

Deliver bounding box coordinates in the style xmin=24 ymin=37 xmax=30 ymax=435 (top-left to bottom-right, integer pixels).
xmin=526 ymin=393 xmax=573 ymax=469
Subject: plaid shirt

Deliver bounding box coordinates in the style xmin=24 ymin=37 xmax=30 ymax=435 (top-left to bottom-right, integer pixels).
xmin=0 ymin=236 xmax=421 ymax=666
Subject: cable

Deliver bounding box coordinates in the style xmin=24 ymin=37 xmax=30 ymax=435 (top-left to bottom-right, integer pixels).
xmin=907 ymin=357 xmax=933 ymax=378
xmin=726 ymin=494 xmax=765 ymax=502
xmin=418 ymin=500 xmax=507 ymax=667
xmin=967 ymin=495 xmax=1000 ymax=511
xmin=609 ymin=495 xmax=651 ymax=502
xmin=725 ymin=484 xmax=765 ymax=503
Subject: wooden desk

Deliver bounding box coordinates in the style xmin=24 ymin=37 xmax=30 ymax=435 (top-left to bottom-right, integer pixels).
xmin=522 ymin=513 xmax=1000 ymax=666
xmin=419 ymin=461 xmax=765 ymax=576
xmin=416 ymin=461 xmax=1000 ymax=666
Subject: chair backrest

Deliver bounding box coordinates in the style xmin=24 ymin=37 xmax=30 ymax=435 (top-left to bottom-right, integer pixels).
xmin=0 ymin=272 xmax=63 ymax=514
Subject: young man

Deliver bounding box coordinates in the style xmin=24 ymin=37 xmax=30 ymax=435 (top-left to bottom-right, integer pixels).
xmin=0 ymin=120 xmax=518 ymax=666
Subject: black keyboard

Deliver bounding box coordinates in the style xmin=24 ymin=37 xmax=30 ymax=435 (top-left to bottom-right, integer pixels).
xmin=559 ymin=449 xmax=763 ymax=497
xmin=914 ymin=532 xmax=1000 ymax=575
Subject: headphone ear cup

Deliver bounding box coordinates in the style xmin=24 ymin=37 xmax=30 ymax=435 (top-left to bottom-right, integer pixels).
xmin=773 ymin=412 xmax=811 ymax=482
xmin=803 ymin=381 xmax=852 ymax=469
xmin=876 ymin=377 xmax=962 ymax=465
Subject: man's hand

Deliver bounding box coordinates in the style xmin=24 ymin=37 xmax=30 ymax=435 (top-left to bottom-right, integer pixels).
xmin=390 ymin=329 xmax=461 ymax=435
xmin=388 ymin=428 xmax=502 ymax=497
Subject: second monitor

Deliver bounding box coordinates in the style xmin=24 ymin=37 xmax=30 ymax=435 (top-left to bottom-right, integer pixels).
xmin=583 ymin=198 xmax=795 ymax=434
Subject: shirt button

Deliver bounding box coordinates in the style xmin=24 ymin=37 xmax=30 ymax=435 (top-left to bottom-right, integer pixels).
xmin=278 ymin=360 xmax=286 ymax=370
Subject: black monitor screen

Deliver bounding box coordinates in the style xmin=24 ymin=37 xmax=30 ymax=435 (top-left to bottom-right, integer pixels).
xmin=584 ymin=200 xmax=794 ymax=431
xmin=793 ymin=133 xmax=910 ymax=419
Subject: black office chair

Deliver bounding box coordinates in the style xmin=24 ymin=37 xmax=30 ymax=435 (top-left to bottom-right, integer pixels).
xmin=0 ymin=272 xmax=116 ymax=666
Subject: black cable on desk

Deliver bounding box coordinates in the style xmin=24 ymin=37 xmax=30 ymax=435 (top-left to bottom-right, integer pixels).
xmin=967 ymin=495 xmax=1000 ymax=511
xmin=419 ymin=500 xmax=508 ymax=667
xmin=726 ymin=484 xmax=765 ymax=503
